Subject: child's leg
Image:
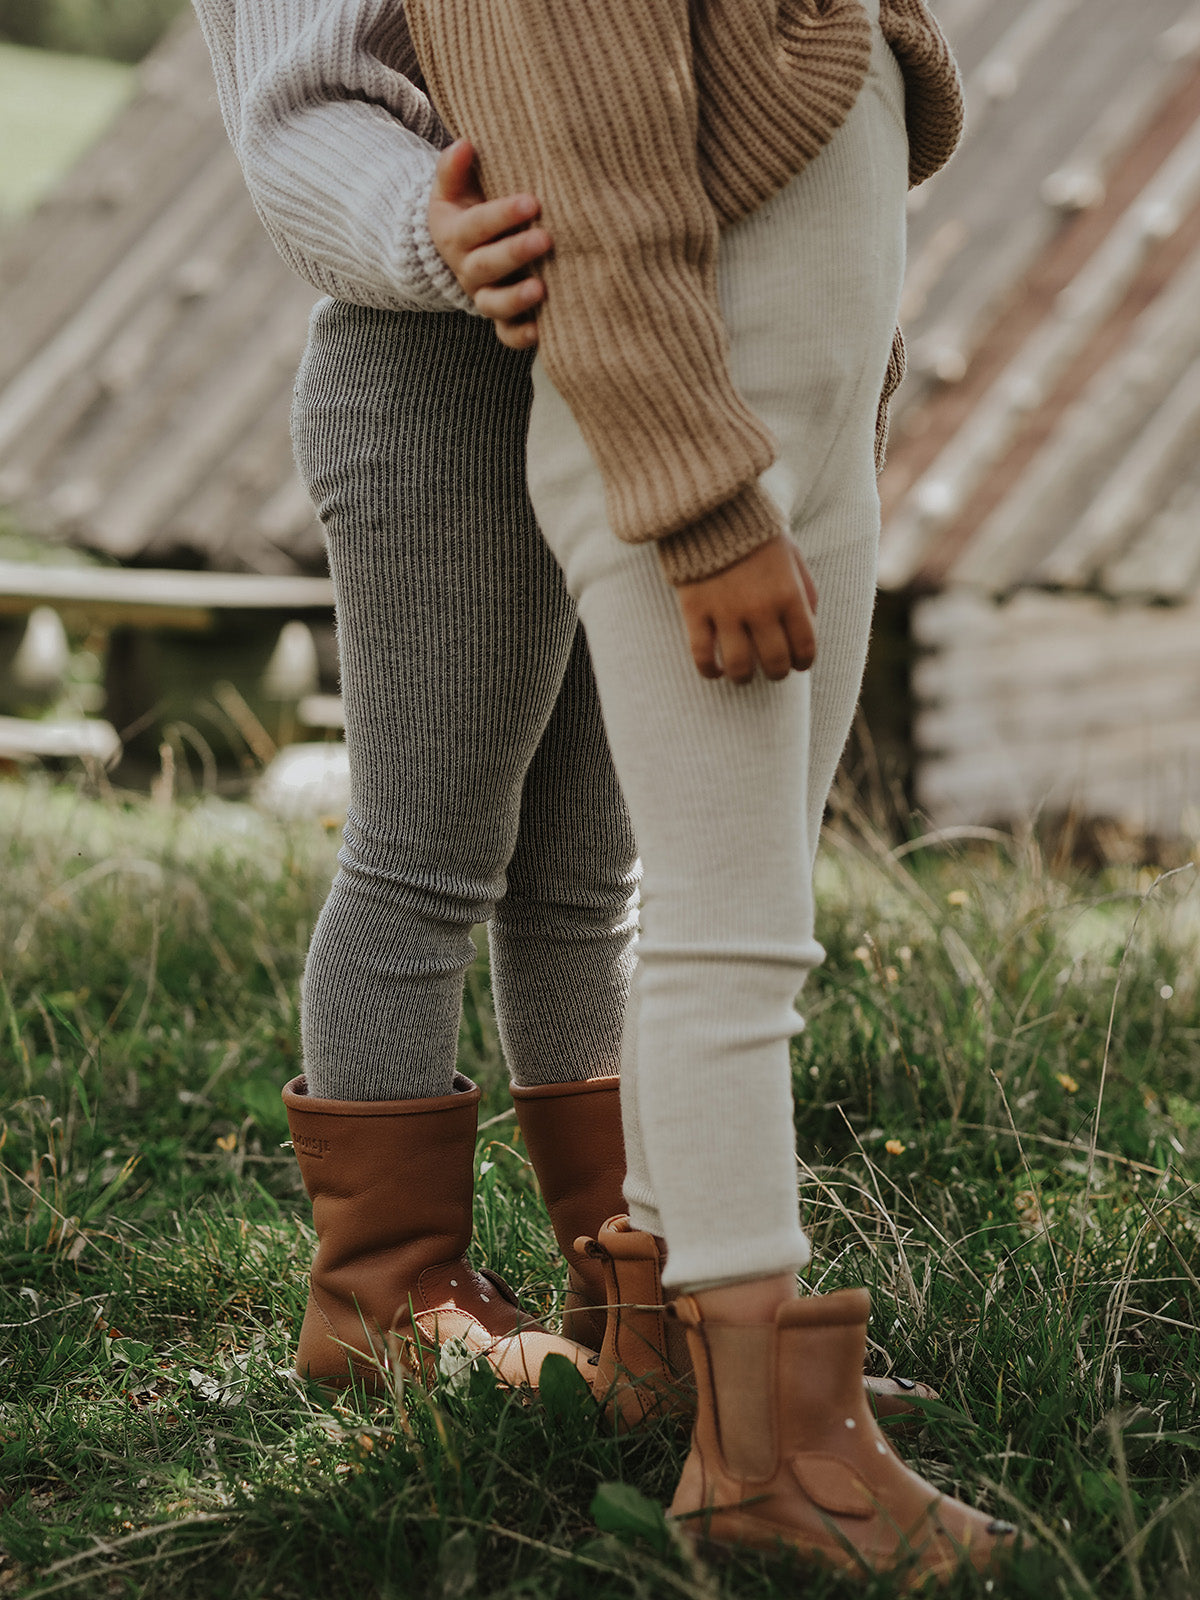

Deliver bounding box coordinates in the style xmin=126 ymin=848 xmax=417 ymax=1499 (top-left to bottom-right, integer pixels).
xmin=803 ymin=531 xmax=882 ymax=859
xmin=562 ymin=529 xmax=884 ymax=1274
xmin=522 ymin=459 xmax=825 ymax=1284
xmin=293 ymin=304 xmax=637 ymax=1101
xmin=525 ymin=5 xmax=907 ymax=1284
xmin=489 ymin=625 xmax=639 ymax=1086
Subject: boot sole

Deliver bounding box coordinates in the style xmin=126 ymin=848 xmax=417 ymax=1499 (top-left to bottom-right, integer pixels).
xmin=674 ymin=1509 xmax=1007 ymax=1590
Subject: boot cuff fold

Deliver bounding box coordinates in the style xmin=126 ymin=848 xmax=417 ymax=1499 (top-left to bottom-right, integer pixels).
xmin=509 ymin=1074 xmax=620 ymax=1101
xmin=592 ymin=1216 xmax=664 ymax=1262
xmin=282 ymin=1073 xmax=479 ymax=1117
xmin=779 ymin=1288 xmax=870 ymax=1330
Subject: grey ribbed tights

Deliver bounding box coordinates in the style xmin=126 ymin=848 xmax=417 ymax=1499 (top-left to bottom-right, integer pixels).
xmin=291 ymin=305 xmax=638 ymax=1101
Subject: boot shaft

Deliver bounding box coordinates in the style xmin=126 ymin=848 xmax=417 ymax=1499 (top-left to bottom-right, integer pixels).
xmin=283 ymin=1074 xmax=481 ymax=1340
xmin=511 ymin=1074 xmax=626 ymax=1347
xmin=510 ymin=1075 xmax=625 ymax=1247
xmin=678 ymin=1287 xmax=873 ymax=1479
xmin=587 ymin=1216 xmax=696 ymax=1428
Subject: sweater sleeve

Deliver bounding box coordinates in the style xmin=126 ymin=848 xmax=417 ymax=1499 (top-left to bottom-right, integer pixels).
xmin=192 ymin=0 xmax=476 ymax=315
xmin=405 ymin=0 xmax=786 ymax=584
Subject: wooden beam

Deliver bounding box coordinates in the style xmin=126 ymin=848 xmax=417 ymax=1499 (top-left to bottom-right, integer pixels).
xmin=0 ymin=150 xmax=245 ymax=468
xmin=1105 ymin=474 xmax=1200 ymax=598
xmin=0 ymin=714 xmax=119 ymax=763
xmin=1032 ymin=355 xmax=1200 ymax=587
xmin=0 ymin=561 xmax=333 ymax=626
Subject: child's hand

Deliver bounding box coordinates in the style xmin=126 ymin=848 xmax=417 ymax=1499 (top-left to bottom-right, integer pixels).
xmin=428 ymin=139 xmax=551 ymax=349
xmin=676 ymin=535 xmax=818 ymax=684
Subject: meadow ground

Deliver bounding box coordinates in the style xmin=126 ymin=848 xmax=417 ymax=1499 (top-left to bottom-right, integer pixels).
xmin=1 ymin=776 xmax=1197 ymax=1598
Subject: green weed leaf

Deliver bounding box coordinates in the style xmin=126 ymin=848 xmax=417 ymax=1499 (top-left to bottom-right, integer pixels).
xmin=590 ymin=1482 xmax=670 ymax=1555
xmin=538 ymin=1351 xmax=592 ymax=1426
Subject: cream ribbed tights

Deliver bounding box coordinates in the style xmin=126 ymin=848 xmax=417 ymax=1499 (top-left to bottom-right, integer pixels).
xmin=525 ymin=4 xmax=908 ymax=1288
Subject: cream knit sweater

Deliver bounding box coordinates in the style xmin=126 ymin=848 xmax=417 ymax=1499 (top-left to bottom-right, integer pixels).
xmin=193 ymin=0 xmax=474 ymax=316
xmin=405 ymin=0 xmax=962 ymax=582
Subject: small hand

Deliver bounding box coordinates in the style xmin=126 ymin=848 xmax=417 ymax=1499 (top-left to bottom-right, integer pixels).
xmin=428 ymin=138 xmax=552 ymax=349
xmin=676 ymin=535 xmax=818 ymax=684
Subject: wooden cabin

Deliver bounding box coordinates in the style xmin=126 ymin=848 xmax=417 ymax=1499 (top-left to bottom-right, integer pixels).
xmin=877 ymin=0 xmax=1200 ymax=841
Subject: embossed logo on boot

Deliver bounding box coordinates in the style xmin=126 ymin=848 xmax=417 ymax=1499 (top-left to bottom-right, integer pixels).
xmin=294 ymin=1133 xmax=332 ymax=1159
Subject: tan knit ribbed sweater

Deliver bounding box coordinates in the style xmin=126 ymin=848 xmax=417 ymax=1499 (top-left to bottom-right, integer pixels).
xmin=406 ymin=0 xmax=961 ymax=584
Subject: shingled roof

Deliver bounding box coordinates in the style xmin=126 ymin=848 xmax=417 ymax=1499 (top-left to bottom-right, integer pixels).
xmin=880 ymin=0 xmax=1200 ymax=602
xmin=3 ymin=2 xmax=1199 ymax=595
xmin=0 ymin=17 xmax=323 ymax=575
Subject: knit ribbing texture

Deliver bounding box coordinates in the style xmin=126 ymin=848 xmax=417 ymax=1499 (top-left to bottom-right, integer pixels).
xmin=405 ymin=0 xmax=961 ymax=583
xmin=193 ymin=0 xmax=477 ymax=315
xmin=291 ymin=303 xmax=638 ymax=1101
xmin=522 ymin=9 xmax=909 ymax=1283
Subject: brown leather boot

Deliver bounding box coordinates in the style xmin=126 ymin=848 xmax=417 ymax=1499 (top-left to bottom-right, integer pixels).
xmin=669 ymin=1289 xmax=1019 ymax=1586
xmin=510 ymin=1074 xmax=626 ymax=1350
xmin=582 ymin=1216 xmax=938 ymax=1433
xmin=282 ymin=1073 xmax=594 ymax=1394
xmin=583 ymin=1216 xmax=695 ymax=1430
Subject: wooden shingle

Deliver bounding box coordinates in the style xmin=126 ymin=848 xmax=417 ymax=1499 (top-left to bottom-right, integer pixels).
xmin=882 ymin=0 xmax=1200 ymax=604
xmin=0 ymin=17 xmax=322 ymax=574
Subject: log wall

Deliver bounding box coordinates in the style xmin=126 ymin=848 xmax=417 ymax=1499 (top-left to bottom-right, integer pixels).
xmin=912 ymin=589 xmax=1200 ymax=834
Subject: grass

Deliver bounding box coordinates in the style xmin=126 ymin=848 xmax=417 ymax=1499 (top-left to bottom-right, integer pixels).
xmin=0 ymin=775 xmax=1197 ymax=1598
xmin=0 ymin=41 xmax=132 ymax=219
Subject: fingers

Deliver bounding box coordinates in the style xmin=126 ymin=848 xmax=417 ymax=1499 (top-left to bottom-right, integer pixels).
xmin=493 ymin=315 xmax=540 ymax=351
xmin=675 ymin=553 xmax=817 ymax=684
xmin=746 ymin=614 xmax=794 ymax=681
xmin=716 ymin=609 xmax=798 ymax=684
xmin=456 ymin=192 xmax=541 ymax=253
xmin=784 ymin=544 xmax=817 ymax=666
xmin=461 ymin=228 xmax=551 ymax=294
xmin=679 ymin=597 xmax=719 ymax=677
xmin=430 ymin=142 xmax=544 ymax=261
xmin=714 ymin=621 xmax=756 ymax=685
xmin=790 ymin=544 xmax=818 ymax=615
xmin=475 ymin=277 xmax=544 ymax=321
xmin=783 ymin=591 xmax=817 ymax=672
xmin=431 ymin=138 xmax=479 ymax=205
xmin=428 ymin=140 xmax=551 ymax=349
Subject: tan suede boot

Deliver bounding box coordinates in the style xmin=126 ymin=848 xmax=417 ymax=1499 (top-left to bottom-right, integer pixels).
xmin=510 ymin=1074 xmax=626 ymax=1350
xmin=582 ymin=1216 xmax=939 ymax=1433
xmin=669 ymin=1288 xmax=1019 ymax=1587
xmin=282 ymin=1073 xmax=594 ymax=1394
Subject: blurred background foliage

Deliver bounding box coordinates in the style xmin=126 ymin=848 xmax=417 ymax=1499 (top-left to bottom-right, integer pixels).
xmin=0 ymin=0 xmax=186 ymax=61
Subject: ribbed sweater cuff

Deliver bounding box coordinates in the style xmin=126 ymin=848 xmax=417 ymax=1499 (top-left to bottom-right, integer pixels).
xmin=410 ymin=169 xmax=481 ymax=316
xmin=655 ymin=480 xmax=783 ymax=586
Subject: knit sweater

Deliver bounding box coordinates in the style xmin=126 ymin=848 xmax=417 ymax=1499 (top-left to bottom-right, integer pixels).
xmin=193 ymin=0 xmax=476 ymax=316
xmin=405 ymin=0 xmax=962 ymax=583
